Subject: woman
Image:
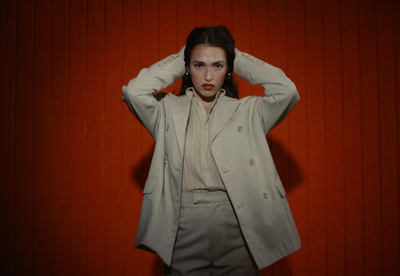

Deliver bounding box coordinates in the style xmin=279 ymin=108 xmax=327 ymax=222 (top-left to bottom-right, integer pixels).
xmin=122 ymin=26 xmax=301 ymax=275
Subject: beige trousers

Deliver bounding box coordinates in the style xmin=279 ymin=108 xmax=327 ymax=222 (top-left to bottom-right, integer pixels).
xmin=164 ymin=190 xmax=260 ymax=276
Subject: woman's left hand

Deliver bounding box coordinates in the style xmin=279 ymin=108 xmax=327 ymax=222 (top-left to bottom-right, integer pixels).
xmin=178 ymin=45 xmax=186 ymax=60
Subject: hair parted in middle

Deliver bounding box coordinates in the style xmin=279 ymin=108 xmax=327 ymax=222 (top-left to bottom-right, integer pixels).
xmin=179 ymin=26 xmax=238 ymax=99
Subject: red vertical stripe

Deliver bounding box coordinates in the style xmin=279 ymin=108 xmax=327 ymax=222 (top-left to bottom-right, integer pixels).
xmin=104 ymin=0 xmax=124 ymax=274
xmin=396 ymin=6 xmax=400 ymax=275
xmin=177 ymin=0 xmax=195 ymax=44
xmin=32 ymin=0 xmax=52 ymax=275
xmin=359 ymin=1 xmax=382 ymax=275
xmin=0 ymin=0 xmax=17 ymax=275
xmin=376 ymin=0 xmax=400 ymax=275
xmin=160 ymin=0 xmax=178 ymax=57
xmin=232 ymin=0 xmax=252 ymax=98
xmin=160 ymin=0 xmax=181 ymax=96
xmin=68 ymin=0 xmax=88 ymax=274
xmin=323 ymin=0 xmax=346 ymax=275
xmin=214 ymin=0 xmax=233 ymax=29
xmin=341 ymin=0 xmax=364 ymax=274
xmin=50 ymin=0 xmax=70 ymax=274
xmin=306 ymin=0 xmax=328 ymax=275
xmin=195 ymin=0 xmax=215 ymax=26
xmin=86 ymin=0 xmax=106 ymax=275
xmin=15 ymin=0 xmax=34 ymax=274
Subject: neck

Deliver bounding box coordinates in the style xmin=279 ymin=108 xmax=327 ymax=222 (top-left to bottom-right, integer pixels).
xmin=201 ymin=100 xmax=213 ymax=114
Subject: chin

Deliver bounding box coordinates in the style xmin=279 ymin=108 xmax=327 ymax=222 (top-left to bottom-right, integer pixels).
xmin=198 ymin=90 xmax=217 ymax=100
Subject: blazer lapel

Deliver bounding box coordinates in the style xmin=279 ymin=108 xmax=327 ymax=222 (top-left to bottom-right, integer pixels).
xmin=170 ymin=95 xmax=191 ymax=156
xmin=210 ymin=97 xmax=240 ymax=142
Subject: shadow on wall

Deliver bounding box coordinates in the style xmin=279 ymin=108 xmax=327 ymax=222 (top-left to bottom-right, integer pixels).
xmin=268 ymin=135 xmax=304 ymax=193
xmin=132 ymin=143 xmax=155 ymax=191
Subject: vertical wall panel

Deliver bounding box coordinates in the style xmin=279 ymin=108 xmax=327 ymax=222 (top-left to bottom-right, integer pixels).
xmin=68 ymin=0 xmax=88 ymax=274
xmin=214 ymin=0 xmax=233 ymax=29
xmin=32 ymin=0 xmax=52 ymax=275
xmin=250 ymin=0 xmax=268 ymax=101
xmin=160 ymin=0 xmax=178 ymax=57
xmin=359 ymin=1 xmax=382 ymax=275
xmin=195 ymin=0 xmax=215 ymax=26
xmin=104 ymin=0 xmax=124 ymax=275
xmin=232 ymin=0 xmax=252 ymax=98
xmin=323 ymin=0 xmax=346 ymax=275
xmin=86 ymin=0 xmax=106 ymax=275
xmin=341 ymin=0 xmax=364 ymax=274
xmin=177 ymin=0 xmax=195 ymax=44
xmin=50 ymin=0 xmax=70 ymax=275
xmin=396 ymin=6 xmax=400 ymax=275
xmin=305 ymin=0 xmax=327 ymax=275
xmin=15 ymin=0 xmax=34 ymax=274
xmin=160 ymin=0 xmax=181 ymax=97
xmin=1 ymin=0 xmax=400 ymax=275
xmin=0 ymin=0 xmax=17 ymax=275
xmin=376 ymin=0 xmax=400 ymax=275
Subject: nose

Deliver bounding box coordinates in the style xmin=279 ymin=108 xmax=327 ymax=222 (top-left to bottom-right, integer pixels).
xmin=205 ymin=69 xmax=212 ymax=82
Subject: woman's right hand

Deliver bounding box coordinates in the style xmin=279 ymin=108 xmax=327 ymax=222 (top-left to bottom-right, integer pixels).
xmin=235 ymin=48 xmax=241 ymax=57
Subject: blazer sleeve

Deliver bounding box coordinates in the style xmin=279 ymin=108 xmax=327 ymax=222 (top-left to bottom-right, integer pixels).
xmin=234 ymin=52 xmax=300 ymax=134
xmin=122 ymin=54 xmax=185 ymax=138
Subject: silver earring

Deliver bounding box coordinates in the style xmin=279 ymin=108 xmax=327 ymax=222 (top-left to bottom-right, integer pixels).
xmin=227 ymin=73 xmax=231 ymax=78
xmin=185 ymin=71 xmax=190 ymax=76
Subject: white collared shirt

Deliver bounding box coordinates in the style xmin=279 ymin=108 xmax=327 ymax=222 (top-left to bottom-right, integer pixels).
xmin=182 ymin=88 xmax=226 ymax=192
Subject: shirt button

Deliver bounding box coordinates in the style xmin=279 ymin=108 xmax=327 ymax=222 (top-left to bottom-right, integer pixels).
xmin=238 ymin=126 xmax=243 ymax=132
xmin=166 ymin=125 xmax=169 ymax=131
xmin=263 ymin=193 xmax=268 ymax=199
xmin=250 ymin=159 xmax=255 ymax=165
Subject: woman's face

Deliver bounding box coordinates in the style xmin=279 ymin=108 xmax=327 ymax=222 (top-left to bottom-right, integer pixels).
xmin=189 ymin=44 xmax=228 ymax=102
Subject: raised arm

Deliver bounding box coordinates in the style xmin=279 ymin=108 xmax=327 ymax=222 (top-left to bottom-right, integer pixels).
xmin=234 ymin=51 xmax=299 ymax=133
xmin=122 ymin=53 xmax=185 ymax=137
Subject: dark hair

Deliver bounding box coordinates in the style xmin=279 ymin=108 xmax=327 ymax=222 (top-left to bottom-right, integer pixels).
xmin=179 ymin=26 xmax=238 ymax=98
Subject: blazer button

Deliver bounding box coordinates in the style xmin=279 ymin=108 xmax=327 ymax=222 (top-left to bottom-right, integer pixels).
xmin=250 ymin=159 xmax=255 ymax=165
xmin=166 ymin=125 xmax=169 ymax=131
xmin=263 ymin=193 xmax=268 ymax=199
xmin=238 ymin=126 xmax=243 ymax=132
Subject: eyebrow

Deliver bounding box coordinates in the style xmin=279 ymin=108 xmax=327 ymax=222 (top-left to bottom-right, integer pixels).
xmin=192 ymin=60 xmax=226 ymax=65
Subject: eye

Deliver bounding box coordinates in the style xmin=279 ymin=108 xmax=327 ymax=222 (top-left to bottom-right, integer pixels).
xmin=213 ymin=61 xmax=225 ymax=69
xmin=193 ymin=62 xmax=204 ymax=69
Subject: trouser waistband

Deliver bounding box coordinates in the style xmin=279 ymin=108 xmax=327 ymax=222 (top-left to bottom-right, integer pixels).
xmin=181 ymin=190 xmax=230 ymax=205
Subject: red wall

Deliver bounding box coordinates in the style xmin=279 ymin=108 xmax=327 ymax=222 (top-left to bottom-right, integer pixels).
xmin=1 ymin=0 xmax=399 ymax=275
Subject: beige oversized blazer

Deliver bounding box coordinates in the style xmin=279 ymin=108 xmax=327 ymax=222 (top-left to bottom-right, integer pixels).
xmin=122 ymin=52 xmax=301 ymax=270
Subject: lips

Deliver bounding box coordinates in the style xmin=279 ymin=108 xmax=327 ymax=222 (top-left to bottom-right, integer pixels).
xmin=202 ymin=84 xmax=214 ymax=91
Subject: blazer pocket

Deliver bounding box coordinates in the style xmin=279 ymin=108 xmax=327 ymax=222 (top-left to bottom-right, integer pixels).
xmin=274 ymin=178 xmax=287 ymax=198
xmin=143 ymin=177 xmax=159 ymax=194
